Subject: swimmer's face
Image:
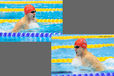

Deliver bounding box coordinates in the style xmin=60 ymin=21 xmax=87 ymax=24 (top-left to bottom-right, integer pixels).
xmin=74 ymin=46 xmax=84 ymax=56
xmin=27 ymin=10 xmax=36 ymax=19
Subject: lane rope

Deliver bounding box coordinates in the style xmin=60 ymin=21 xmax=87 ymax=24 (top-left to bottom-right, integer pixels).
xmin=51 ymin=44 xmax=114 ymax=50
xmin=0 ymin=19 xmax=63 ymax=23
xmin=0 ymin=8 xmax=63 ymax=12
xmin=0 ymin=1 xmax=63 ymax=4
xmin=51 ymin=57 xmax=114 ymax=63
xmin=51 ymin=73 xmax=114 ymax=76
xmin=0 ymin=32 xmax=62 ymax=37
xmin=52 ymin=35 xmax=114 ymax=40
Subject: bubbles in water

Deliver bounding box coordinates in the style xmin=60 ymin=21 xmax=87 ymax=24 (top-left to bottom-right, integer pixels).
xmin=102 ymin=58 xmax=114 ymax=70
xmin=71 ymin=57 xmax=82 ymax=67
xmin=29 ymin=21 xmax=40 ymax=29
xmin=5 ymin=6 xmax=7 ymax=8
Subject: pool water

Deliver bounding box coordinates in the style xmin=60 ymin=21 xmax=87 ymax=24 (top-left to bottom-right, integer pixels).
xmin=51 ymin=34 xmax=114 ymax=75
xmin=0 ymin=1 xmax=63 ymax=33
xmin=0 ymin=23 xmax=63 ymax=33
xmin=0 ymin=36 xmax=51 ymax=42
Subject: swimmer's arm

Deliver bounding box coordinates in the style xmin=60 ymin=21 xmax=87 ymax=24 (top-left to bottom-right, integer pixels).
xmin=12 ymin=21 xmax=23 ymax=32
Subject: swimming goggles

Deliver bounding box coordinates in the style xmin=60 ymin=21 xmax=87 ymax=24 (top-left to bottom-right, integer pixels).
xmin=31 ymin=11 xmax=36 ymax=13
xmin=74 ymin=46 xmax=80 ymax=48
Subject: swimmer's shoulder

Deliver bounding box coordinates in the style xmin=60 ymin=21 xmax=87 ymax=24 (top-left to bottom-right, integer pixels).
xmin=15 ymin=18 xmax=25 ymax=28
xmin=85 ymin=52 xmax=97 ymax=60
xmin=84 ymin=52 xmax=105 ymax=71
xmin=20 ymin=17 xmax=25 ymax=23
xmin=85 ymin=52 xmax=101 ymax=65
xmin=83 ymin=52 xmax=95 ymax=63
xmin=16 ymin=17 xmax=23 ymax=23
xmin=86 ymin=52 xmax=96 ymax=58
xmin=19 ymin=17 xmax=27 ymax=25
xmin=83 ymin=52 xmax=91 ymax=58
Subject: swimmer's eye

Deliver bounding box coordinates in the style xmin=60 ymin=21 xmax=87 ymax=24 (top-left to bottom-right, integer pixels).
xmin=74 ymin=46 xmax=80 ymax=48
xmin=31 ymin=11 xmax=36 ymax=13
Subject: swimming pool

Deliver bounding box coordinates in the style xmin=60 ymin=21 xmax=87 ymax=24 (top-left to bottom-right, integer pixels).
xmin=51 ymin=34 xmax=114 ymax=76
xmin=0 ymin=0 xmax=63 ymax=33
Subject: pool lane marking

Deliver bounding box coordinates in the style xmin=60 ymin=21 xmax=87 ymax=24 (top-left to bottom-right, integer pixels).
xmin=0 ymin=19 xmax=63 ymax=23
xmin=51 ymin=43 xmax=114 ymax=50
xmin=52 ymin=35 xmax=114 ymax=40
xmin=0 ymin=1 xmax=63 ymax=4
xmin=0 ymin=8 xmax=63 ymax=12
xmin=51 ymin=57 xmax=114 ymax=63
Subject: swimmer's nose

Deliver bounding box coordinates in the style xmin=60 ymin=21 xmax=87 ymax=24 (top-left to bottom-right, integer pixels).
xmin=33 ymin=13 xmax=36 ymax=15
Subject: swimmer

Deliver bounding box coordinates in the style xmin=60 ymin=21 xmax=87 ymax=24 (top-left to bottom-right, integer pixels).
xmin=73 ymin=38 xmax=105 ymax=71
xmin=12 ymin=4 xmax=39 ymax=32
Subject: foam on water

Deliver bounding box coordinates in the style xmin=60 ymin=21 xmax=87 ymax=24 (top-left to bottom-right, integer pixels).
xmin=0 ymin=23 xmax=15 ymax=32
xmin=29 ymin=21 xmax=40 ymax=29
xmin=71 ymin=57 xmax=94 ymax=74
xmin=0 ymin=22 xmax=62 ymax=33
xmin=103 ymin=58 xmax=114 ymax=70
xmin=71 ymin=57 xmax=82 ymax=67
xmin=20 ymin=21 xmax=40 ymax=32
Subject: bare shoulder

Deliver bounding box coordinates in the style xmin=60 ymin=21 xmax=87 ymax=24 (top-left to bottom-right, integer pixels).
xmin=16 ymin=17 xmax=25 ymax=26
xmin=84 ymin=52 xmax=105 ymax=71
xmin=12 ymin=17 xmax=25 ymax=32
xmin=20 ymin=17 xmax=25 ymax=24
xmin=84 ymin=52 xmax=98 ymax=62
xmin=84 ymin=52 xmax=93 ymax=58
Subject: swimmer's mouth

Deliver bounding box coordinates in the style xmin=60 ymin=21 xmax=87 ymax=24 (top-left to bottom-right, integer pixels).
xmin=76 ymin=52 xmax=79 ymax=56
xmin=76 ymin=52 xmax=81 ymax=56
xmin=33 ymin=16 xmax=35 ymax=18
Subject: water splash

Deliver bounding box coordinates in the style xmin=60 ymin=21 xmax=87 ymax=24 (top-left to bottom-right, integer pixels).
xmin=103 ymin=58 xmax=114 ymax=70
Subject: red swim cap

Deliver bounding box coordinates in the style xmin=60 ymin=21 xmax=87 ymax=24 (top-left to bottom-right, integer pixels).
xmin=74 ymin=38 xmax=87 ymax=48
xmin=24 ymin=4 xmax=35 ymax=15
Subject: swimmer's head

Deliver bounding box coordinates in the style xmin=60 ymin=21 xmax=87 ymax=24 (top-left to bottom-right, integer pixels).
xmin=24 ymin=4 xmax=36 ymax=19
xmin=74 ymin=38 xmax=87 ymax=56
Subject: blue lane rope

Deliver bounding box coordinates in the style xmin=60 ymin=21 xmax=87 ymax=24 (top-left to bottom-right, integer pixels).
xmin=0 ymin=32 xmax=62 ymax=37
xmin=51 ymin=72 xmax=114 ymax=76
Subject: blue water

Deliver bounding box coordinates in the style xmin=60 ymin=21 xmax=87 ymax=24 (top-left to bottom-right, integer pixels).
xmin=0 ymin=4 xmax=63 ymax=8
xmin=52 ymin=47 xmax=114 ymax=58
xmin=51 ymin=34 xmax=114 ymax=75
xmin=0 ymin=1 xmax=63 ymax=33
xmin=52 ymin=38 xmax=114 ymax=46
xmin=0 ymin=36 xmax=51 ymax=42
xmin=0 ymin=12 xmax=63 ymax=19
xmin=0 ymin=23 xmax=63 ymax=33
